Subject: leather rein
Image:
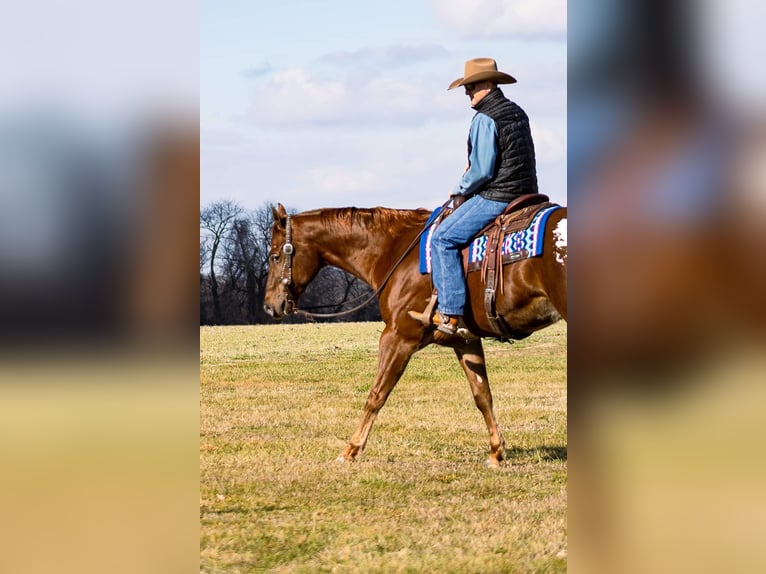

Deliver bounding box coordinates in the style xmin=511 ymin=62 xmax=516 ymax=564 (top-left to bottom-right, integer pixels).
xmin=277 ymin=199 xmax=452 ymax=320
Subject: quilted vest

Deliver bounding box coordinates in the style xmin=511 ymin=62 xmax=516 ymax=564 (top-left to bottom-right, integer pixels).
xmin=470 ymin=88 xmax=539 ymax=201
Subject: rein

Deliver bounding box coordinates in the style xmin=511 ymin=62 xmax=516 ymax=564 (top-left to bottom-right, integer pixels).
xmin=279 ymin=199 xmax=453 ymax=320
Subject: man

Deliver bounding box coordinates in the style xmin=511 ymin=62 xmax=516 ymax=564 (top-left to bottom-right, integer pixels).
xmin=413 ymin=58 xmax=539 ymax=335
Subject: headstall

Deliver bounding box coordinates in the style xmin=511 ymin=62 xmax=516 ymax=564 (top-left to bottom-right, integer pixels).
xmin=279 ymin=214 xmax=297 ymax=315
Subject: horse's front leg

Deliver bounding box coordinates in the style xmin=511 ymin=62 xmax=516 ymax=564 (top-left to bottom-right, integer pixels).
xmin=454 ymin=339 xmax=507 ymax=467
xmin=337 ymin=328 xmax=418 ymax=463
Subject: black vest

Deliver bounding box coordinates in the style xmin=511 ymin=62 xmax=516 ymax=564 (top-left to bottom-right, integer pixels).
xmin=469 ymin=88 xmax=539 ymax=201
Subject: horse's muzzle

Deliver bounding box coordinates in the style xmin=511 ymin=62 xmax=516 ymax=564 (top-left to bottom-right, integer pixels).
xmin=263 ymin=301 xmax=285 ymax=320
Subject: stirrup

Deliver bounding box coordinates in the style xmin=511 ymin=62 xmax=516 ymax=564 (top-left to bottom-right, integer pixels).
xmin=436 ymin=314 xmax=460 ymax=335
xmin=407 ymin=292 xmax=438 ymax=327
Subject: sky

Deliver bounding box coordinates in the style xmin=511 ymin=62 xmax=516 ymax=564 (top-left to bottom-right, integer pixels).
xmin=201 ymin=0 xmax=567 ymax=212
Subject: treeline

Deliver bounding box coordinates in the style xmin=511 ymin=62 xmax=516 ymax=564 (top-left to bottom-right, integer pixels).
xmin=200 ymin=200 xmax=380 ymax=325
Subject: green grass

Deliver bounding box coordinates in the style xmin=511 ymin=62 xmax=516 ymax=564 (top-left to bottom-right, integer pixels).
xmin=200 ymin=321 xmax=567 ymax=573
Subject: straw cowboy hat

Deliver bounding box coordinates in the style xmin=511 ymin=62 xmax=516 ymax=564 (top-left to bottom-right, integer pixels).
xmin=448 ymin=58 xmax=517 ymax=90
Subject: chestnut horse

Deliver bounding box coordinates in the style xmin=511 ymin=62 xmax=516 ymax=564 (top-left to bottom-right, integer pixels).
xmin=263 ymin=202 xmax=567 ymax=467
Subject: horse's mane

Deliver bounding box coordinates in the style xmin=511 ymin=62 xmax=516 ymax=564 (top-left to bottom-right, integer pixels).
xmin=302 ymin=207 xmax=431 ymax=233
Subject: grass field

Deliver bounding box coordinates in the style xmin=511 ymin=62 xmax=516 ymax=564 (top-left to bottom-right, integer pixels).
xmin=200 ymin=321 xmax=567 ymax=573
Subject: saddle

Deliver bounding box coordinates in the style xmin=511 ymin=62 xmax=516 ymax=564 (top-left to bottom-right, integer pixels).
xmin=420 ymin=193 xmax=556 ymax=340
xmin=475 ymin=194 xmax=553 ymax=339
xmin=463 ymin=194 xmax=552 ymax=272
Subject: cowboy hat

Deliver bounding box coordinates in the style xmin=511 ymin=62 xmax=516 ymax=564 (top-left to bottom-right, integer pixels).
xmin=448 ymin=58 xmax=517 ymax=90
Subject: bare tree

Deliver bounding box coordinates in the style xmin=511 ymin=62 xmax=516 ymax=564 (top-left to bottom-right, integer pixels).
xmin=249 ymin=203 xmax=281 ymax=321
xmin=213 ymin=203 xmax=283 ymax=324
xmin=200 ymin=235 xmax=210 ymax=273
xmin=221 ymin=216 xmax=261 ymax=323
xmin=200 ymin=200 xmax=242 ymax=324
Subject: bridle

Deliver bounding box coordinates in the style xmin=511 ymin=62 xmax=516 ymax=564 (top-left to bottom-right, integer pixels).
xmin=274 ymin=199 xmax=453 ymax=320
xmin=277 ymin=213 xmax=297 ymax=315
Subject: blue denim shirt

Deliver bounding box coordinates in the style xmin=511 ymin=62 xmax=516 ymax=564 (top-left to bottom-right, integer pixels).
xmin=453 ymin=112 xmax=498 ymax=196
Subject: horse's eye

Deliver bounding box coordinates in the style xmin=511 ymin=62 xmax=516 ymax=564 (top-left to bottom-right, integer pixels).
xmin=270 ymin=253 xmax=280 ymax=263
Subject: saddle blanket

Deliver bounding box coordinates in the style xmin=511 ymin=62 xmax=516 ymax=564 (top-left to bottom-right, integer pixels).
xmin=419 ymin=205 xmax=561 ymax=274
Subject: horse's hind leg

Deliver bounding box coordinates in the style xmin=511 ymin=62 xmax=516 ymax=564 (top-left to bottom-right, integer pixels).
xmin=454 ymin=339 xmax=506 ymax=467
xmin=337 ymin=328 xmax=418 ymax=463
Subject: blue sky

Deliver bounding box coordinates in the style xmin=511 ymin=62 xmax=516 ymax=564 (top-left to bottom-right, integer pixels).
xmin=201 ymin=0 xmax=566 ymax=211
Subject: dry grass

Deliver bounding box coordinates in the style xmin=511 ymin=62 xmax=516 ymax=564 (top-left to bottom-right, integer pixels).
xmin=200 ymin=321 xmax=567 ymax=573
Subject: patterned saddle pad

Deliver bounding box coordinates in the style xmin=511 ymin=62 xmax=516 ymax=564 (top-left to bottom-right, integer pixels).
xmin=419 ymin=205 xmax=561 ymax=274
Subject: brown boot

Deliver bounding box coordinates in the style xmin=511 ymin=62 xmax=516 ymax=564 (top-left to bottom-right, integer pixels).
xmin=435 ymin=313 xmax=460 ymax=335
xmin=407 ymin=308 xmax=458 ymax=332
xmin=408 ymin=308 xmax=476 ymax=339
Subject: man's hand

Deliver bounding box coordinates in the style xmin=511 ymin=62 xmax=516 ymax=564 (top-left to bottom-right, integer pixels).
xmin=450 ymin=193 xmax=466 ymax=209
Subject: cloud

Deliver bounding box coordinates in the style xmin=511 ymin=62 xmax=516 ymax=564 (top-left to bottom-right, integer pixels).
xmin=297 ymin=165 xmax=380 ymax=200
xmin=530 ymin=121 xmax=566 ymax=164
xmin=240 ymin=63 xmax=273 ymax=79
xmin=244 ymin=67 xmax=457 ymax=128
xmin=252 ymin=68 xmax=346 ymax=124
xmin=429 ymin=0 xmax=566 ymax=40
xmin=316 ymin=44 xmax=451 ymax=69
xmin=200 ymin=121 xmax=467 ymax=211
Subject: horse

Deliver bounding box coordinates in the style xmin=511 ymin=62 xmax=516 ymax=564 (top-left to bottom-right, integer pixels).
xmin=263 ymin=201 xmax=567 ymax=467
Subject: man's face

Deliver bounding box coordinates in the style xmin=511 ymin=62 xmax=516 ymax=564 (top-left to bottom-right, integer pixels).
xmin=464 ymin=81 xmax=493 ymax=106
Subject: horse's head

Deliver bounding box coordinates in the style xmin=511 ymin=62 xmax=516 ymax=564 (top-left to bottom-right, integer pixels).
xmin=263 ymin=203 xmax=322 ymax=319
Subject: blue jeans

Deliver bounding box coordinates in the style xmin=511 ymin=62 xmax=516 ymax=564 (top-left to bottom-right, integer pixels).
xmin=431 ymin=194 xmax=508 ymax=316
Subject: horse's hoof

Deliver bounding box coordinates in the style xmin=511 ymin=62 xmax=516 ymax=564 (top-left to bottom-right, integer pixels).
xmin=484 ymin=458 xmax=503 ymax=469
xmin=336 ymin=454 xmax=357 ymax=464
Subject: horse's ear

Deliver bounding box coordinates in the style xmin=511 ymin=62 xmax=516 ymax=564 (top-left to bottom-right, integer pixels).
xmin=271 ymin=203 xmax=287 ymax=228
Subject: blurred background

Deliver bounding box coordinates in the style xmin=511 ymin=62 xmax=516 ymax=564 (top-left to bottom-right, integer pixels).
xmin=569 ymin=0 xmax=766 ymax=572
xmin=0 ymin=2 xmax=198 ymax=573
